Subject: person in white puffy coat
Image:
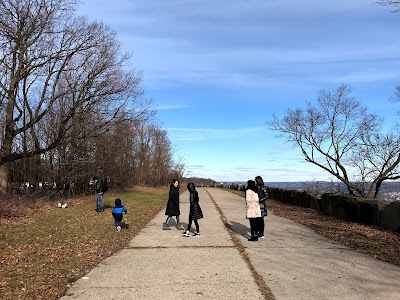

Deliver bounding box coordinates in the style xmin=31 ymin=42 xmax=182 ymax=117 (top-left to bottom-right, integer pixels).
xmin=246 ymin=180 xmax=261 ymax=241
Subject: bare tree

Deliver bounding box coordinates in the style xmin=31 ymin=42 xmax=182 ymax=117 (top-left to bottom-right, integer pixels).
xmin=375 ymin=1 xmax=400 ymax=12
xmin=0 ymin=0 xmax=146 ymax=194
xmin=171 ymin=156 xmax=186 ymax=180
xmin=268 ymin=84 xmax=400 ymax=198
xmin=130 ymin=122 xmax=173 ymax=186
xmin=352 ymin=131 xmax=400 ymax=198
xmin=150 ymin=127 xmax=173 ymax=186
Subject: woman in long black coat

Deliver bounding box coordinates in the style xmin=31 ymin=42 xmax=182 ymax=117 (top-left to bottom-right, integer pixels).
xmin=163 ymin=179 xmax=184 ymax=230
xmin=183 ymin=182 xmax=203 ymax=237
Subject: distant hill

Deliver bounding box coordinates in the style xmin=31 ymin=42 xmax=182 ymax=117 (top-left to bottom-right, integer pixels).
xmin=182 ymin=177 xmax=215 ymax=187
xmin=181 ymin=177 xmax=400 ymax=201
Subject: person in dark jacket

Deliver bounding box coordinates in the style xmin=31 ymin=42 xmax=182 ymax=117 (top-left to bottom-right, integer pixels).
xmin=183 ymin=182 xmax=203 ymax=237
xmin=92 ymin=176 xmax=104 ymax=212
xmin=255 ymin=176 xmax=268 ymax=238
xmin=163 ymin=179 xmax=184 ymax=230
xmin=111 ymin=198 xmax=127 ymax=232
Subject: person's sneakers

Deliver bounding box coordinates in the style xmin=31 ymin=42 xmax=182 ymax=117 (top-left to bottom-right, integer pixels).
xmin=193 ymin=232 xmax=201 ymax=237
xmin=162 ymin=223 xmax=171 ymax=230
xmin=248 ymin=236 xmax=258 ymax=241
xmin=176 ymin=223 xmax=185 ymax=230
xmin=182 ymin=230 xmax=190 ymax=237
xmin=116 ymin=226 xmax=121 ymax=232
xmin=258 ymin=234 xmax=265 ymax=239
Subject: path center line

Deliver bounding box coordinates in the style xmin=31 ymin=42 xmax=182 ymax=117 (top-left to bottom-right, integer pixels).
xmin=205 ymin=188 xmax=275 ymax=300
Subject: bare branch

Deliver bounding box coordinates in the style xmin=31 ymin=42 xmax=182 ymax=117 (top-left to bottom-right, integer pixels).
xmin=375 ymin=1 xmax=400 ymax=12
xmin=268 ymin=84 xmax=391 ymax=198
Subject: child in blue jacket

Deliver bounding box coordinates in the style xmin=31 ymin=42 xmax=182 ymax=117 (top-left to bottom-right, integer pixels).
xmin=111 ymin=198 xmax=127 ymax=231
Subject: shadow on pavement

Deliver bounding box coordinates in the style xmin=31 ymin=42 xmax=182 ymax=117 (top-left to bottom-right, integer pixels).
xmin=229 ymin=221 xmax=250 ymax=238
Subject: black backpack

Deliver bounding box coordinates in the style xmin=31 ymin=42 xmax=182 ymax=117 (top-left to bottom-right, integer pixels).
xmin=101 ymin=180 xmax=109 ymax=193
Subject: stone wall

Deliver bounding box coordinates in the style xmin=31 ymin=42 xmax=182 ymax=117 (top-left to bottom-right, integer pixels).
xmin=267 ymin=187 xmax=400 ymax=233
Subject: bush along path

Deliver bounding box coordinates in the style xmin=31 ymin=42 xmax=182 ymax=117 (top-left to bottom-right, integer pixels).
xmin=0 ymin=188 xmax=168 ymax=300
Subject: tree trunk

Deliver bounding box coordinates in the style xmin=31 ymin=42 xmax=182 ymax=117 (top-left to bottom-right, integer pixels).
xmin=0 ymin=163 xmax=11 ymax=194
xmin=0 ymin=87 xmax=16 ymax=195
xmin=374 ymin=180 xmax=383 ymax=199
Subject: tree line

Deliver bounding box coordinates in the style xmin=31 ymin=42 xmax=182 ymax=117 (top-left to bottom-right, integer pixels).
xmin=0 ymin=0 xmax=182 ymax=196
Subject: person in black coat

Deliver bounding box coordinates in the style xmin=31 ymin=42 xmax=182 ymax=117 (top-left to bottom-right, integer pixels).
xmin=255 ymin=175 xmax=268 ymax=238
xmin=163 ymin=179 xmax=184 ymax=230
xmin=183 ymin=182 xmax=203 ymax=237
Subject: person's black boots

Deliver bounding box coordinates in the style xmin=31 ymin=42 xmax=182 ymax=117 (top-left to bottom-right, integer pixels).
xmin=248 ymin=236 xmax=258 ymax=241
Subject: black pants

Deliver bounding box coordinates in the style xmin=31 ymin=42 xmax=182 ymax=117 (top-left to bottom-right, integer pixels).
xmin=258 ymin=217 xmax=264 ymax=235
xmin=166 ymin=215 xmax=180 ymax=224
xmin=249 ymin=218 xmax=259 ymax=237
xmin=187 ymin=216 xmax=199 ymax=232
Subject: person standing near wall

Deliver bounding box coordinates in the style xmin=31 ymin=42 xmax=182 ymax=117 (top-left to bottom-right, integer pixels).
xmin=246 ymin=180 xmax=261 ymax=241
xmin=255 ymin=176 xmax=268 ymax=238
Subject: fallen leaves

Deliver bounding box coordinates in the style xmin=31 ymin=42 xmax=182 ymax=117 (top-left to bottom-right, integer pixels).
xmin=0 ymin=188 xmax=168 ymax=300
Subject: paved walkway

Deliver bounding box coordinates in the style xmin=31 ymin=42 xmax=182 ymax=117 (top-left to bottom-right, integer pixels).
xmin=61 ymin=188 xmax=400 ymax=300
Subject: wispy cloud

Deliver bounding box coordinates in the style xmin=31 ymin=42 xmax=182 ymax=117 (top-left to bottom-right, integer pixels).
xmin=156 ymin=104 xmax=190 ymax=110
xmin=167 ymin=127 xmax=265 ymax=141
xmin=188 ymin=164 xmax=206 ymax=170
xmin=333 ymin=72 xmax=399 ymax=84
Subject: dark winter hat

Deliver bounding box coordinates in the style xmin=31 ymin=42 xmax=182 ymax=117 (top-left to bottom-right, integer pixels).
xmin=187 ymin=182 xmax=196 ymax=192
xmin=115 ymin=198 xmax=122 ymax=206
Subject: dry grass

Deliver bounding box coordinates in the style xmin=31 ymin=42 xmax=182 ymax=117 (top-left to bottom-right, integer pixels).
xmin=0 ymin=188 xmax=168 ymax=300
xmin=227 ymin=189 xmax=400 ymax=267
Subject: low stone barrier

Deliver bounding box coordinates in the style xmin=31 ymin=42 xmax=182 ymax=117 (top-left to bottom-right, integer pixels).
xmin=267 ymin=187 xmax=399 ymax=233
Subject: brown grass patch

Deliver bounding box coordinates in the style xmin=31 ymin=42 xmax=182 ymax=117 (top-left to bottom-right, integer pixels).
xmin=0 ymin=188 xmax=168 ymax=300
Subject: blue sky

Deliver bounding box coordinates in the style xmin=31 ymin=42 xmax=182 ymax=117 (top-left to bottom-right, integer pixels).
xmin=78 ymin=0 xmax=400 ymax=183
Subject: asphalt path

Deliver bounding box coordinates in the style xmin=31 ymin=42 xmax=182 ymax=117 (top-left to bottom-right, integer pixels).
xmin=60 ymin=188 xmax=400 ymax=300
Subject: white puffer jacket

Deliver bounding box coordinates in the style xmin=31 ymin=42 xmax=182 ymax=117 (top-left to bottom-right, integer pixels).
xmin=246 ymin=189 xmax=261 ymax=219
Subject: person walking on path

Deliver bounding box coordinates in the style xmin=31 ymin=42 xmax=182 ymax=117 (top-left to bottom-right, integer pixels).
xmin=246 ymin=180 xmax=261 ymax=241
xmin=255 ymin=175 xmax=268 ymax=238
xmin=111 ymin=198 xmax=127 ymax=232
xmin=163 ymin=179 xmax=184 ymax=230
xmin=183 ymin=182 xmax=203 ymax=237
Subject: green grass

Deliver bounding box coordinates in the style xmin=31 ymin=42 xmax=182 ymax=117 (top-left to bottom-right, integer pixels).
xmin=0 ymin=187 xmax=168 ymax=300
